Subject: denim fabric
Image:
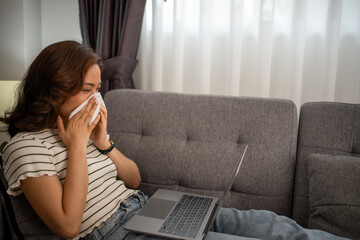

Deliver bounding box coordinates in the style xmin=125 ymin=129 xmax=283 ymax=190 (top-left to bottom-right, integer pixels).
xmin=81 ymin=193 xmax=349 ymax=240
xmin=211 ymin=208 xmax=349 ymax=240
xmin=81 ymin=192 xmax=148 ymax=240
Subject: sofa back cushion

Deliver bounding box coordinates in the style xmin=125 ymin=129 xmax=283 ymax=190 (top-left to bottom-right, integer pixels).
xmin=308 ymin=154 xmax=360 ymax=239
xmin=293 ymin=102 xmax=360 ymax=227
xmin=105 ymin=90 xmax=298 ymax=217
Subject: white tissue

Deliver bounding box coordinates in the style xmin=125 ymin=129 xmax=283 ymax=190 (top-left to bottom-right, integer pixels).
xmin=68 ymin=92 xmax=106 ymax=125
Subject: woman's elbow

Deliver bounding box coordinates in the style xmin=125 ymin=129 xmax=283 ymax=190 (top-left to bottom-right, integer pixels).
xmin=53 ymin=222 xmax=81 ymax=239
xmin=128 ymin=174 xmax=141 ymax=189
xmin=135 ymin=175 xmax=142 ymax=189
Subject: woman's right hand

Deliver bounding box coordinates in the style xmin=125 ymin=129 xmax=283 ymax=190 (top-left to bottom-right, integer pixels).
xmin=57 ymin=97 xmax=100 ymax=151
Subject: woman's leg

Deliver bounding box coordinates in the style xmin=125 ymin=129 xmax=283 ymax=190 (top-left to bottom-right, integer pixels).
xmin=211 ymin=208 xmax=349 ymax=240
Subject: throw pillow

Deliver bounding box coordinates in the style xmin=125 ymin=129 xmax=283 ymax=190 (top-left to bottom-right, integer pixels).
xmin=308 ymin=154 xmax=360 ymax=239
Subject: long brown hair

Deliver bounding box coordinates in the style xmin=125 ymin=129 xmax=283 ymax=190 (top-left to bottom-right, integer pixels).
xmin=1 ymin=41 xmax=102 ymax=137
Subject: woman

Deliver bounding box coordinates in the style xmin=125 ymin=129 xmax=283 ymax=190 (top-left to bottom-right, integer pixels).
xmin=1 ymin=41 xmax=347 ymax=240
xmin=2 ymin=40 xmax=141 ymax=238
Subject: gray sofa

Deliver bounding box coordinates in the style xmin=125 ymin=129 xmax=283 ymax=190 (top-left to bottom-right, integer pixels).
xmin=293 ymin=102 xmax=360 ymax=238
xmin=0 ymin=89 xmax=359 ymax=239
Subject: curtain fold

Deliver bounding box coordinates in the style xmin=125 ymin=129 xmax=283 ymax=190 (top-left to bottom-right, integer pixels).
xmin=133 ymin=0 xmax=360 ymax=108
xmin=101 ymin=56 xmax=138 ymax=90
xmin=79 ymin=0 xmax=146 ymax=96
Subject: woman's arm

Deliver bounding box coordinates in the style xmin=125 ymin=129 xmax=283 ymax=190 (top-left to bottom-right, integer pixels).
xmin=105 ymin=145 xmax=141 ymax=189
xmin=20 ymin=99 xmax=100 ymax=238
xmin=21 ymin=155 xmax=87 ymax=238
xmin=91 ymin=104 xmax=141 ymax=189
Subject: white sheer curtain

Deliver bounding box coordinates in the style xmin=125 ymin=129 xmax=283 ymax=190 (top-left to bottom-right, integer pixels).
xmin=133 ymin=0 xmax=360 ymax=109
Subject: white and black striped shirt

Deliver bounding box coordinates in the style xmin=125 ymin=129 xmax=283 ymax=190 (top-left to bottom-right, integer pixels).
xmin=3 ymin=129 xmax=137 ymax=238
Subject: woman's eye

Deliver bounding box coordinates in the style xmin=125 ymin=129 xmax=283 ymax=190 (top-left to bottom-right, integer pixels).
xmin=82 ymin=89 xmax=91 ymax=92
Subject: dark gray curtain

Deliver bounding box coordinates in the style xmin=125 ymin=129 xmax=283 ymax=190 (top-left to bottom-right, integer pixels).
xmin=79 ymin=0 xmax=146 ymax=96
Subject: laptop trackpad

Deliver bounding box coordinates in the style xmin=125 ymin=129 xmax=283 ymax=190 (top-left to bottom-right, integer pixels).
xmin=137 ymin=198 xmax=176 ymax=219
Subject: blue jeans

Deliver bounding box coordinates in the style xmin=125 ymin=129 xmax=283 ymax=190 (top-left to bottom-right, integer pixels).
xmin=81 ymin=192 xmax=348 ymax=240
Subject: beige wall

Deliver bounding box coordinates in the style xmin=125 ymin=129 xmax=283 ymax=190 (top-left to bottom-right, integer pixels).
xmin=0 ymin=80 xmax=21 ymax=117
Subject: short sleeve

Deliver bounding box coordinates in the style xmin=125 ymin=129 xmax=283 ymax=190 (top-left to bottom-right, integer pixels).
xmin=2 ymin=136 xmax=57 ymax=196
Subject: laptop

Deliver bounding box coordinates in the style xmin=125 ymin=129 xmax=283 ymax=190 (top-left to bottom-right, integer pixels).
xmin=125 ymin=145 xmax=248 ymax=240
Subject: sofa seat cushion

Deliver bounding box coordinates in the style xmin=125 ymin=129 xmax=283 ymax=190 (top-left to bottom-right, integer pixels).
xmin=308 ymin=154 xmax=360 ymax=239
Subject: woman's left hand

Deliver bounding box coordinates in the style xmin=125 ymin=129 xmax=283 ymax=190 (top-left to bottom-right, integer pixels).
xmin=90 ymin=104 xmax=109 ymax=149
xmin=90 ymin=103 xmax=141 ymax=188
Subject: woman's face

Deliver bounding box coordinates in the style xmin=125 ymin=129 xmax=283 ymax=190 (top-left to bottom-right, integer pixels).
xmin=58 ymin=64 xmax=102 ymax=118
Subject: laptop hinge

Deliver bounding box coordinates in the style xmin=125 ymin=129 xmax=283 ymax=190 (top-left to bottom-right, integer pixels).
xmin=202 ymin=201 xmax=220 ymax=237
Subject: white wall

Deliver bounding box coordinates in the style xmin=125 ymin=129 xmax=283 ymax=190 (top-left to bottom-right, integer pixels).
xmin=0 ymin=0 xmax=26 ymax=80
xmin=41 ymin=0 xmax=82 ymax=49
xmin=0 ymin=0 xmax=81 ymax=80
xmin=24 ymin=0 xmax=42 ymax=70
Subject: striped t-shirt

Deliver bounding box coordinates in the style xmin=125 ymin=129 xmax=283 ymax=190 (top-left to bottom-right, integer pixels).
xmin=3 ymin=129 xmax=137 ymax=238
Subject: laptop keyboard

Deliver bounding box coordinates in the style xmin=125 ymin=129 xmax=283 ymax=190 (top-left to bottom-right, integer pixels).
xmin=159 ymin=194 xmax=213 ymax=238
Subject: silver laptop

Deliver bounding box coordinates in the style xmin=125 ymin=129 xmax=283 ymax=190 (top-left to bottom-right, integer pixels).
xmin=125 ymin=145 xmax=248 ymax=240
